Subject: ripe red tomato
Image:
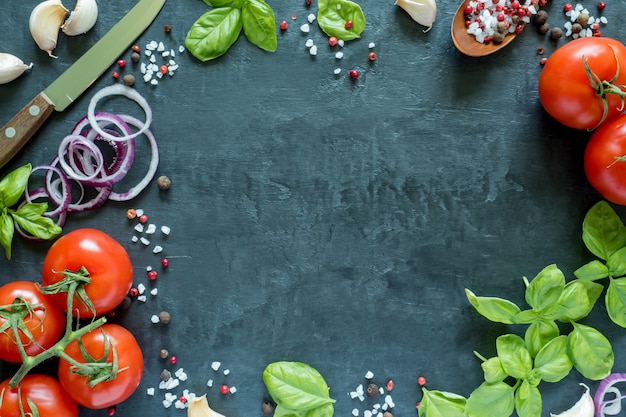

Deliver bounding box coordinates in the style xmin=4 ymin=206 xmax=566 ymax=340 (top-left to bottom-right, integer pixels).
xmin=0 ymin=281 xmax=64 ymax=363
xmin=58 ymin=323 xmax=144 ymax=409
xmin=41 ymin=228 xmax=133 ymax=318
xmin=585 ymin=114 xmax=626 ymax=204
xmin=0 ymin=374 xmax=79 ymax=417
xmin=538 ymin=37 xmax=626 ymax=130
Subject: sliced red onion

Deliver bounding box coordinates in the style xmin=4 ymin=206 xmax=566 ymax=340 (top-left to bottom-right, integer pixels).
xmin=26 ymin=165 xmax=72 ymax=217
xmin=594 ymin=373 xmax=626 ymax=416
xmin=87 ymin=84 xmax=152 ymax=142
xmin=57 ymin=134 xmax=105 ymax=182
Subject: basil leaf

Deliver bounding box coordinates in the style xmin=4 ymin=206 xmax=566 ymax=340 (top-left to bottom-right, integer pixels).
xmin=0 ymin=164 xmax=31 ymax=208
xmin=242 ymin=0 xmax=277 ymax=52
xmin=524 ymin=264 xmax=564 ymax=311
xmin=0 ymin=211 xmax=15 ymax=260
xmin=582 ymin=200 xmax=626 ymax=261
xmin=607 ymin=246 xmax=626 ymax=277
xmin=514 ymin=309 xmax=537 ymax=324
xmin=496 ymin=334 xmax=533 ymax=379
xmin=567 ymin=322 xmax=614 ymax=380
xmin=574 ymin=260 xmax=609 ymax=281
xmin=524 ymin=318 xmax=558 ymax=358
xmin=11 ymin=203 xmax=62 ymax=241
xmin=465 ymin=382 xmax=515 ymax=417
xmin=481 ymin=357 xmax=507 ymax=383
xmin=542 ymin=280 xmax=594 ymax=322
xmin=185 ymin=7 xmax=243 ymax=61
xmin=514 ymin=380 xmax=542 ymax=417
xmin=273 ymin=403 xmax=334 ymax=417
xmin=418 ymin=388 xmax=466 ymax=417
xmin=317 ymin=0 xmax=366 ymax=41
xmin=534 ymin=335 xmax=572 ymax=383
xmin=465 ymin=289 xmax=521 ymax=324
xmin=263 ymin=362 xmax=335 ymax=412
xmin=606 ymin=277 xmax=626 ymax=327
xmin=203 ymin=0 xmax=238 ymax=6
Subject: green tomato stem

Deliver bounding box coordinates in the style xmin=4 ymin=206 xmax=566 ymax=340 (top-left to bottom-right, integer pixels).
xmin=583 ymin=53 xmax=626 ymax=130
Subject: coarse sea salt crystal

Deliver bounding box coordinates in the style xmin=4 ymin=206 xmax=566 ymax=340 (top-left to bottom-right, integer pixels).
xmin=352 ymin=409 xmax=359 ymax=416
xmin=229 ymin=386 xmax=237 ymax=394
xmin=211 ymin=361 xmax=221 ymax=371
xmin=147 ymin=387 xmax=155 ymax=396
xmin=150 ymin=288 xmax=158 ymax=296
xmin=305 ymin=38 xmax=314 ymax=48
xmin=338 ymin=39 xmax=344 ymax=47
xmin=179 ymin=45 xmax=185 ymax=53
xmin=350 ymin=391 xmax=359 ymax=399
xmin=174 ymin=400 xmax=186 ymax=409
xmin=131 ymin=236 xmax=139 ymax=243
xmin=207 ymin=379 xmax=213 ymax=387
xmin=334 ymin=68 xmax=341 ymax=75
xmin=300 ymin=23 xmax=310 ymax=33
xmin=307 ymin=13 xmax=316 ymax=23
xmin=365 ymin=370 xmax=374 ymax=379
xmin=368 ymin=42 xmax=375 ymax=48
xmin=161 ymin=225 xmax=171 ymax=235
xmin=137 ymin=295 xmax=147 ymax=302
xmin=384 ymin=395 xmax=395 ymax=407
xmin=335 ymin=51 xmax=343 ymax=59
xmin=310 ymin=45 xmax=318 ymax=56
xmin=600 ymin=16 xmax=608 ymax=24
xmin=141 ymin=237 xmax=150 ymax=245
xmin=223 ymin=369 xmax=230 ymax=376
xmin=138 ymin=283 xmax=146 ymax=294
xmin=364 ymin=411 xmax=372 ymax=417
xmin=134 ymin=223 xmax=144 ymax=232
xmin=151 ymin=315 xmax=160 ymax=323
xmin=165 ymin=393 xmax=177 ymax=402
xmin=146 ymin=224 xmax=156 ymax=234
xmin=143 ymin=73 xmax=152 ymax=82
xmin=162 ymin=399 xmax=172 ymax=408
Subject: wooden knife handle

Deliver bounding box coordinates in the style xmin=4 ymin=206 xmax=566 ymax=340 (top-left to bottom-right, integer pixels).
xmin=0 ymin=93 xmax=55 ymax=169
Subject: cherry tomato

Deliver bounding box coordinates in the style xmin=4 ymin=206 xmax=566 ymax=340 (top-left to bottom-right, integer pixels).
xmin=538 ymin=37 xmax=626 ymax=130
xmin=0 ymin=281 xmax=64 ymax=363
xmin=41 ymin=228 xmax=133 ymax=318
xmin=0 ymin=374 xmax=79 ymax=417
xmin=585 ymin=114 xmax=626 ymax=204
xmin=58 ymin=323 xmax=144 ymax=409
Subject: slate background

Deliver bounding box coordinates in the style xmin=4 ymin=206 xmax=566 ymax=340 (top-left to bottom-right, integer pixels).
xmin=1 ymin=0 xmax=625 ymax=416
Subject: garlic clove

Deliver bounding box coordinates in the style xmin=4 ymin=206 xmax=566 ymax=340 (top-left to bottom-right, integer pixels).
xmin=395 ymin=0 xmax=437 ymax=32
xmin=188 ymin=394 xmax=226 ymax=417
xmin=29 ymin=0 xmax=69 ymax=58
xmin=549 ymin=384 xmax=595 ymax=417
xmin=62 ymin=0 xmax=98 ymax=36
xmin=0 ymin=53 xmax=33 ymax=85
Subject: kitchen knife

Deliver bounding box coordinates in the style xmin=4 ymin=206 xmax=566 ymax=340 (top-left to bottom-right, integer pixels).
xmin=0 ymin=0 xmax=166 ymax=169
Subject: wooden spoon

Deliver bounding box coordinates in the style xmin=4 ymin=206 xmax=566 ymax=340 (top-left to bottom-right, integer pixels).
xmin=451 ymin=0 xmax=519 ymax=57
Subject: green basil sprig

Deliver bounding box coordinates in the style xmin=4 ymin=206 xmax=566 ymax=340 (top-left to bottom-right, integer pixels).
xmin=186 ymin=0 xmax=276 ymax=62
xmin=0 ymin=164 xmax=62 ymax=259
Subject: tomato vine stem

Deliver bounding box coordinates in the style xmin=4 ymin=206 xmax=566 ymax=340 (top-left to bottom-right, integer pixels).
xmin=583 ymin=51 xmax=626 ymax=131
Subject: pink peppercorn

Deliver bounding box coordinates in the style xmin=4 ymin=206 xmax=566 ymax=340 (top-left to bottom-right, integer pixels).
xmin=108 ymin=406 xmax=116 ymax=416
xmin=386 ymin=380 xmax=395 ymax=391
xmin=129 ymin=287 xmax=139 ymax=297
xmin=161 ymin=258 xmax=169 ymax=267
xmin=148 ymin=270 xmax=158 ymax=281
xmin=139 ymin=214 xmax=148 ymax=223
xmin=279 ymin=20 xmax=288 ymax=30
xmin=117 ymin=59 xmax=126 ymax=68
xmin=349 ymin=69 xmax=359 ymax=79
xmin=597 ymin=1 xmax=606 ymax=10
xmin=220 ymin=384 xmax=229 ymax=394
xmin=418 ymin=376 xmax=427 ymax=386
xmin=368 ymin=52 xmax=377 ymax=61
xmin=563 ymin=3 xmax=573 ymax=12
xmin=345 ymin=20 xmax=353 ymax=29
xmin=328 ymin=36 xmax=338 ymax=46
xmin=112 ymin=71 xmax=119 ymax=79
xmin=170 ymin=356 xmax=177 ymax=364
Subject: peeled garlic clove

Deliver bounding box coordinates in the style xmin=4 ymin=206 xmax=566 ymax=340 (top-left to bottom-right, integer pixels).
xmin=188 ymin=395 xmax=226 ymax=417
xmin=29 ymin=0 xmax=69 ymax=58
xmin=550 ymin=384 xmax=594 ymax=417
xmin=62 ymin=0 xmax=98 ymax=36
xmin=0 ymin=53 xmax=33 ymax=85
xmin=395 ymin=0 xmax=437 ymax=32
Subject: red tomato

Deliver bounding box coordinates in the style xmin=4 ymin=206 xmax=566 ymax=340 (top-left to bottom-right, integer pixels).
xmin=0 ymin=281 xmax=64 ymax=363
xmin=0 ymin=374 xmax=79 ymax=417
xmin=585 ymin=114 xmax=626 ymax=204
xmin=538 ymin=37 xmax=626 ymax=130
xmin=58 ymin=323 xmax=144 ymax=409
xmin=41 ymin=228 xmax=133 ymax=318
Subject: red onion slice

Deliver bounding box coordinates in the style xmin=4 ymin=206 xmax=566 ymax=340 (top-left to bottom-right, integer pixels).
xmin=595 ymin=373 xmax=626 ymax=417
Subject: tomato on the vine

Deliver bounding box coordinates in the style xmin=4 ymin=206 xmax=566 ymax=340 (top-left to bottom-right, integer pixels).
xmin=0 ymin=374 xmax=79 ymax=417
xmin=58 ymin=323 xmax=144 ymax=409
xmin=538 ymin=37 xmax=626 ymax=130
xmin=0 ymin=281 xmax=64 ymax=363
xmin=41 ymin=228 xmax=133 ymax=318
xmin=584 ymin=114 xmax=626 ymax=204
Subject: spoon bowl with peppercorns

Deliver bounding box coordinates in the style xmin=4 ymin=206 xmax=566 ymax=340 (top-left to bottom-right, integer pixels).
xmin=452 ymin=0 xmax=532 ymax=57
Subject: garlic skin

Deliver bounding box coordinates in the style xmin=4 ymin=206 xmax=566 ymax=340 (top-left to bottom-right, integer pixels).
xmin=62 ymin=0 xmax=98 ymax=36
xmin=549 ymin=384 xmax=595 ymax=417
xmin=188 ymin=395 xmax=225 ymax=417
xmin=395 ymin=0 xmax=437 ymax=32
xmin=29 ymin=0 xmax=69 ymax=58
xmin=0 ymin=53 xmax=33 ymax=85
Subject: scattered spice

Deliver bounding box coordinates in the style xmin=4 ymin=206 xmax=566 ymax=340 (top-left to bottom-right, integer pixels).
xmin=126 ymin=208 xmax=137 ymax=219
xmin=366 ymin=383 xmax=378 ymax=397
xmin=108 ymin=406 xmax=116 ymax=416
xmin=386 ymin=380 xmax=395 ymax=391
xmin=383 ymin=412 xmax=393 ymax=417
xmin=262 ymin=401 xmax=275 ymax=415
xmin=139 ymin=214 xmax=149 ymax=223
xmin=538 ymin=22 xmax=550 ymax=34
xmin=550 ymin=26 xmax=563 ymax=40
xmin=131 ymin=52 xmax=140 ymax=63
xmin=148 ymin=270 xmax=158 ymax=281
xmin=368 ymin=51 xmax=377 ymax=61
xmin=534 ymin=9 xmax=548 ymax=25
xmin=345 ymin=20 xmax=353 ymax=29
xmin=220 ymin=384 xmax=229 ymax=394
xmin=157 ymin=175 xmax=171 ymax=190
xmin=161 ymin=258 xmax=169 ymax=267
xmin=597 ymin=1 xmax=606 ymax=10
xmin=417 ymin=376 xmax=427 ymax=386
xmin=279 ymin=20 xmax=288 ymax=30
xmin=161 ymin=369 xmax=172 ymax=381
xmin=169 ymin=356 xmax=177 ymax=365
xmin=111 ymin=71 xmax=119 ymax=79
xmin=122 ymin=74 xmax=135 ymax=87
xmin=159 ymin=349 xmax=169 ymax=359
xmin=117 ymin=59 xmax=126 ymax=68
xmin=129 ymin=287 xmax=139 ymax=297
xmin=164 ymin=24 xmax=172 ymax=33
xmin=158 ymin=311 xmax=171 ymax=324
xmin=349 ymin=69 xmax=359 ymax=80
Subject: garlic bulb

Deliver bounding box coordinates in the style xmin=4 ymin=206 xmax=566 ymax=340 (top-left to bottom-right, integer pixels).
xmin=395 ymin=0 xmax=437 ymax=32
xmin=188 ymin=395 xmax=225 ymax=417
xmin=550 ymin=384 xmax=595 ymax=417
xmin=62 ymin=0 xmax=98 ymax=36
xmin=29 ymin=0 xmax=69 ymax=58
xmin=0 ymin=53 xmax=33 ymax=85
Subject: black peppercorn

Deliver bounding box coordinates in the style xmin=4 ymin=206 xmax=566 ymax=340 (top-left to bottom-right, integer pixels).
xmin=159 ymin=349 xmax=169 ymax=359
xmin=157 ymin=175 xmax=171 ymax=190
xmin=533 ymin=10 xmax=548 ymax=26
xmin=131 ymin=51 xmax=140 ymax=63
xmin=550 ymin=27 xmax=563 ymax=40
xmin=366 ymin=383 xmax=378 ymax=397
xmin=158 ymin=311 xmax=171 ymax=324
xmin=571 ymin=22 xmax=583 ymax=33
xmin=492 ymin=31 xmax=505 ymax=44
xmin=538 ymin=23 xmax=550 ymax=34
xmin=122 ymin=74 xmax=135 ymax=87
xmin=577 ymin=13 xmax=589 ymax=26
xmin=160 ymin=369 xmax=171 ymax=381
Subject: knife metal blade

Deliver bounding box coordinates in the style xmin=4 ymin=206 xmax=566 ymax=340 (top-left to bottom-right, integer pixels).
xmin=0 ymin=0 xmax=166 ymax=169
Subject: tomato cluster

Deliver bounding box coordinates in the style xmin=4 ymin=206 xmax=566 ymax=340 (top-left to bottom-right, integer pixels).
xmin=538 ymin=37 xmax=626 ymax=205
xmin=0 ymin=228 xmax=143 ymax=416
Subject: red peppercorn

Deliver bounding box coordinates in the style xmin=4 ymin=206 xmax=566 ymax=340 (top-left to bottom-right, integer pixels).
xmin=511 ymin=0 xmax=520 ymax=8
xmin=112 ymin=71 xmax=119 ymax=79
xmin=418 ymin=376 xmax=427 ymax=386
xmin=539 ymin=57 xmax=548 ymax=65
xmin=139 ymin=214 xmax=148 ymax=223
xmin=117 ymin=59 xmax=126 ymax=68
xmin=328 ymin=36 xmax=338 ymax=46
xmin=108 ymin=406 xmax=116 ymax=416
xmin=180 ymin=396 xmax=187 ymax=403
xmin=597 ymin=1 xmax=606 ymax=10
xmin=220 ymin=384 xmax=230 ymax=394
xmin=169 ymin=356 xmax=177 ymax=364
xmin=593 ymin=30 xmax=602 ymax=37
xmin=305 ymin=0 xmax=312 ymax=5
xmin=591 ymin=22 xmax=600 ymax=30
xmin=386 ymin=380 xmax=395 ymax=391
xmin=496 ymin=13 xmax=505 ymax=21
xmin=514 ymin=24 xmax=524 ymax=34
xmin=160 ymin=65 xmax=168 ymax=75
xmin=349 ymin=69 xmax=359 ymax=80
xmin=164 ymin=24 xmax=172 ymax=33
xmin=147 ymin=270 xmax=158 ymax=281
xmin=345 ymin=20 xmax=353 ymax=29
xmin=161 ymin=258 xmax=169 ymax=267
xmin=563 ymin=3 xmax=573 ymax=12
xmin=279 ymin=20 xmax=288 ymax=30
xmin=368 ymin=52 xmax=377 ymax=61
xmin=129 ymin=287 xmax=139 ymax=297
xmin=464 ymin=5 xmax=473 ymax=15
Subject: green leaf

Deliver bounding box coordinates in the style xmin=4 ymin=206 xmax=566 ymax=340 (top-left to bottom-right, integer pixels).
xmin=514 ymin=309 xmax=538 ymax=324
xmin=0 ymin=211 xmax=15 ymax=260
xmin=574 ymin=260 xmax=609 ymax=281
xmin=0 ymin=164 xmax=31 ymax=209
xmin=465 ymin=289 xmax=521 ymax=324
xmin=185 ymin=7 xmax=243 ymax=61
xmin=524 ymin=318 xmax=559 ymax=358
xmin=11 ymin=203 xmax=62 ymax=240
xmin=514 ymin=380 xmax=542 ymax=417
xmin=480 ymin=357 xmax=507 ymax=383
xmin=582 ymin=201 xmax=626 ymax=261
xmin=203 ymin=0 xmax=237 ymax=6
xmin=608 ymin=246 xmax=626 ymax=277
xmin=542 ymin=280 xmax=595 ymax=322
xmin=317 ymin=0 xmax=366 ymax=41
xmin=263 ymin=362 xmax=335 ymax=412
xmin=496 ymin=334 xmax=533 ymax=380
xmin=567 ymin=322 xmax=614 ymax=380
xmin=465 ymin=382 xmax=515 ymax=417
xmin=525 ymin=264 xmax=565 ymax=311
xmin=606 ymin=277 xmax=626 ymax=327
xmin=241 ymin=0 xmax=277 ymax=52
xmin=418 ymin=388 xmax=466 ymax=417
xmin=273 ymin=403 xmax=334 ymax=417
xmin=534 ymin=335 xmax=572 ymax=383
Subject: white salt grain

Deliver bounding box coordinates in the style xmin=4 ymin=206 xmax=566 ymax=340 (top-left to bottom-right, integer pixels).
xmin=352 ymin=409 xmax=359 ymax=416
xmin=307 ymin=13 xmax=316 ymax=23
xmin=305 ymin=38 xmax=314 ymax=48
xmin=147 ymin=387 xmax=155 ymax=396
xmin=179 ymin=45 xmax=185 ymax=53
xmin=153 ymin=245 xmax=163 ymax=254
xmin=141 ymin=237 xmax=150 ymax=245
xmin=364 ymin=371 xmax=374 ymax=379
xmin=223 ymin=369 xmax=230 ymax=376
xmin=207 ymin=379 xmax=213 ymax=387
xmin=334 ymin=68 xmax=341 ymax=75
xmin=158 ymin=41 xmax=165 ymax=52
xmin=161 ymin=225 xmax=171 ymax=235
xmin=151 ymin=315 xmax=160 ymax=323
xmin=150 ymin=79 xmax=159 ymax=86
xmin=150 ymin=288 xmax=158 ymax=296
xmin=310 ymin=45 xmax=318 ymax=56
xmin=211 ymin=361 xmax=221 ymax=371
xmin=162 ymin=399 xmax=172 ymax=408
xmin=300 ymin=23 xmax=310 ymax=33
xmin=134 ymin=224 xmax=144 ymax=232
xmin=131 ymin=236 xmax=139 ymax=242
xmin=146 ymin=224 xmax=157 ymax=234
xmin=174 ymin=400 xmax=186 ymax=409
xmin=135 ymin=209 xmax=144 ymax=216
xmin=137 ymin=295 xmax=147 ymax=302
xmin=338 ymin=39 xmax=344 ymax=47
xmin=335 ymin=51 xmax=343 ymax=59
xmin=229 ymin=386 xmax=237 ymax=394
xmin=368 ymin=42 xmax=375 ymax=48
xmin=138 ymin=283 xmax=146 ymax=294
